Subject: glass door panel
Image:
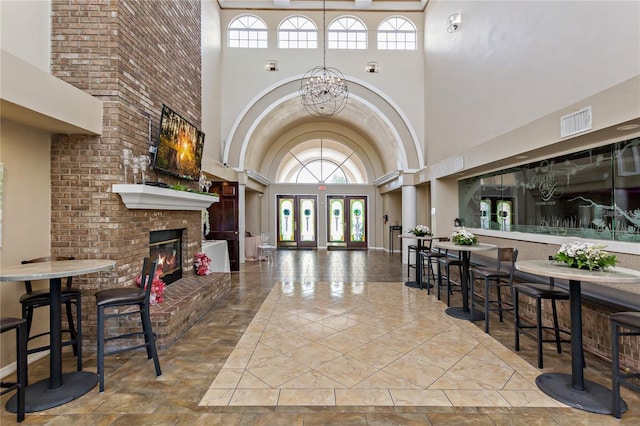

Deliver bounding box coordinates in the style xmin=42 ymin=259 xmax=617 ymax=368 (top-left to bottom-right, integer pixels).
xmin=327 ymin=195 xmax=367 ymax=249
xmin=277 ymin=195 xmax=317 ymax=248
xmin=298 ymin=197 xmax=317 ymax=248
xmin=328 ymin=198 xmax=345 ymax=243
xmin=278 ymin=197 xmax=295 ymax=246
xmin=350 ymin=198 xmax=366 ymax=243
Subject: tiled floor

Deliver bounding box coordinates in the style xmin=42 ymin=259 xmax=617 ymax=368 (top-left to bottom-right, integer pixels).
xmin=1 ymin=249 xmax=639 ymax=425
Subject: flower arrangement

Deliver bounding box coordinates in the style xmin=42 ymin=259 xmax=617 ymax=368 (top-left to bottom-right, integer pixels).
xmin=136 ymin=270 xmax=166 ymax=305
xmin=409 ymin=225 xmax=431 ymax=237
xmin=452 ymin=228 xmax=478 ymax=245
xmin=194 ymin=252 xmax=212 ymax=276
xmin=553 ymin=241 xmax=617 ymax=271
xmin=202 ymin=209 xmax=210 ymax=236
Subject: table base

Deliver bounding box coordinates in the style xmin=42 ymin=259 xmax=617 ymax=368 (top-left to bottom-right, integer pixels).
xmin=6 ymin=371 xmax=97 ymax=413
xmin=536 ymin=372 xmax=626 ymax=415
xmin=445 ymin=307 xmax=485 ymax=321
xmin=404 ymin=281 xmax=433 ymax=290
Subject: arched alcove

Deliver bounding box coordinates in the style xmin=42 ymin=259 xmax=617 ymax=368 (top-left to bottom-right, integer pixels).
xmin=223 ymin=76 xmax=423 ymax=176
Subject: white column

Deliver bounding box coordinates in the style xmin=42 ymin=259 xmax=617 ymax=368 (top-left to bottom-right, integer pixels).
xmin=238 ymin=183 xmax=246 ymax=263
xmin=402 ymin=185 xmax=417 ymax=265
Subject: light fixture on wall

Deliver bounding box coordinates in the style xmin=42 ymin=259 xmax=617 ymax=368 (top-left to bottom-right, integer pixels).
xmin=365 ymin=61 xmax=379 ymax=73
xmin=265 ymin=60 xmax=279 ymax=71
xmin=447 ymin=13 xmax=462 ymax=33
xmin=299 ymin=0 xmax=348 ymax=118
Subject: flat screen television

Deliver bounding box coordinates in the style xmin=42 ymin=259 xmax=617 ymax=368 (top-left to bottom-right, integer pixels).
xmin=153 ymin=104 xmax=205 ymax=181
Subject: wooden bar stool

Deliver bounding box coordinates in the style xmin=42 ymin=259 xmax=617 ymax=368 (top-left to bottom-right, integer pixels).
xmin=1 ymin=317 xmax=28 ymax=422
xmin=610 ymin=311 xmax=640 ymax=419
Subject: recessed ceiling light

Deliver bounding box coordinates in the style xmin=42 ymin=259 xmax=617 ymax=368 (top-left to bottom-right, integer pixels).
xmin=617 ymin=124 xmax=640 ymax=131
xmin=515 ymin=155 xmax=528 ymax=159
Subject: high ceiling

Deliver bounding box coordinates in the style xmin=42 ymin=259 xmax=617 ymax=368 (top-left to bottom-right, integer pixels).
xmin=217 ymin=0 xmax=428 ymax=12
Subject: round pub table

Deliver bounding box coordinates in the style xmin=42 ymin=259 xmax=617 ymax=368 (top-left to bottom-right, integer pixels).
xmin=399 ymin=234 xmax=433 ymax=289
xmin=516 ymin=259 xmax=640 ymax=415
xmin=433 ymin=241 xmax=497 ymax=321
xmin=1 ymin=259 xmax=116 ymax=413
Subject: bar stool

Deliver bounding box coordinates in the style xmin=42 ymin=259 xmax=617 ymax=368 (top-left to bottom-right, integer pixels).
xmin=419 ymin=237 xmax=449 ymax=293
xmin=610 ymin=311 xmax=640 ymax=419
xmin=469 ymin=248 xmax=518 ymax=333
xmin=20 ymin=256 xmax=82 ymax=373
xmin=513 ymin=273 xmax=571 ymax=369
xmin=95 ymin=257 xmax=162 ymax=392
xmin=1 ymin=318 xmax=28 ymax=422
xmin=437 ymin=249 xmax=463 ymax=306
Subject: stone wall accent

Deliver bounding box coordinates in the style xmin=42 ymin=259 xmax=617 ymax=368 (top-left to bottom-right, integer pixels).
xmin=49 ymin=0 xmax=211 ymax=348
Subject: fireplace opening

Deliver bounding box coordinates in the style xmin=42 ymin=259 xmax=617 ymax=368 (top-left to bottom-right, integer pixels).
xmin=150 ymin=229 xmax=183 ymax=285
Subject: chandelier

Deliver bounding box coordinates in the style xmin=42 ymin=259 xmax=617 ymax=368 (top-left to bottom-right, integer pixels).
xmin=299 ymin=0 xmax=348 ymax=118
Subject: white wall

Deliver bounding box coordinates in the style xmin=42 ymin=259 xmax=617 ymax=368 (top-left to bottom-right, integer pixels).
xmin=423 ymin=0 xmax=640 ymax=164
xmin=201 ymin=0 xmax=223 ymax=166
xmin=219 ymin=10 xmax=426 ymax=157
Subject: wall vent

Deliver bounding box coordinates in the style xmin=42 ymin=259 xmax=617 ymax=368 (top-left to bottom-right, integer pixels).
xmin=560 ymin=106 xmax=592 ymax=138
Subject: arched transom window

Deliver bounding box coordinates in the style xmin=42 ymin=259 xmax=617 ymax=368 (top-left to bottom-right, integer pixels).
xmin=328 ymin=16 xmax=367 ymax=50
xmin=228 ymin=15 xmax=268 ymax=48
xmin=278 ymin=15 xmax=317 ymax=48
xmin=378 ymin=16 xmax=417 ymax=50
xmin=276 ymin=139 xmax=367 ymax=184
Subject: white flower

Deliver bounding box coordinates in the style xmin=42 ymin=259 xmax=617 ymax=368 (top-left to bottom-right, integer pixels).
xmin=202 ymin=209 xmax=210 ymax=235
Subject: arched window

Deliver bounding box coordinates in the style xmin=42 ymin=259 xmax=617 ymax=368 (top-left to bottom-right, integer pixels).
xmin=278 ymin=15 xmax=317 ymax=48
xmin=328 ymin=16 xmax=367 ymax=50
xmin=276 ymin=140 xmax=367 ymax=184
xmin=228 ymin=15 xmax=268 ymax=48
xmin=378 ymin=16 xmax=417 ymax=50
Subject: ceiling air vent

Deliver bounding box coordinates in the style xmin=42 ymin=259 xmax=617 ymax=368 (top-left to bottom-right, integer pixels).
xmin=560 ymin=106 xmax=592 ymax=138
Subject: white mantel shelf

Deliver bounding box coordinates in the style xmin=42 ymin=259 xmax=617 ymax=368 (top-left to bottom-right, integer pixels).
xmin=112 ymin=184 xmax=219 ymax=210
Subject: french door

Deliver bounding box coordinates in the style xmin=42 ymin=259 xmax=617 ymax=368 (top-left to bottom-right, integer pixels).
xmin=327 ymin=195 xmax=367 ymax=249
xmin=277 ymin=195 xmax=317 ymax=248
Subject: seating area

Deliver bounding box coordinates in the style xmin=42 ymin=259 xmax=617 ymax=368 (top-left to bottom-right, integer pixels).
xmin=1 ymin=250 xmax=638 ymax=424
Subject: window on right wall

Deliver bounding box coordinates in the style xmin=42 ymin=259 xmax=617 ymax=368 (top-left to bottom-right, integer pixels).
xmin=458 ymin=138 xmax=640 ymax=243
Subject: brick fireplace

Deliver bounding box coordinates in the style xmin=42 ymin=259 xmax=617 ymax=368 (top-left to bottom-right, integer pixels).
xmin=47 ymin=0 xmax=229 ymax=350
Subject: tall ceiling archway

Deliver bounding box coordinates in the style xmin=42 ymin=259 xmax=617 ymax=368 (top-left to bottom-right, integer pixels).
xmin=222 ymin=75 xmax=423 ymax=182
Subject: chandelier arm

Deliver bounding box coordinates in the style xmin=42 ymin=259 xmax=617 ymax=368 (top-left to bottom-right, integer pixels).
xmin=299 ymin=0 xmax=348 ymax=118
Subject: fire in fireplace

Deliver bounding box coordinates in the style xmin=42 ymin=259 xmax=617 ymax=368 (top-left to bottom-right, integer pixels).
xmin=150 ymin=229 xmax=183 ymax=284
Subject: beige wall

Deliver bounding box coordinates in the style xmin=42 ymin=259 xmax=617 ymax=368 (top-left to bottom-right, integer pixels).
xmin=0 ymin=0 xmax=53 ymax=373
xmin=0 ymin=0 xmax=51 ymax=71
xmin=0 ymin=119 xmax=52 ymax=367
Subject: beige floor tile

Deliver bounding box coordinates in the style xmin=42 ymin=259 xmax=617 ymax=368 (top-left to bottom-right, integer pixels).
xmin=499 ymin=390 xmax=568 ymax=407
xmin=278 ymin=388 xmax=336 ymax=405
xmin=335 ymin=389 xmax=394 ymax=406
xmin=209 ymin=368 xmax=244 ymax=389
xmin=443 ymin=389 xmax=511 ymax=406
xmin=247 ymin=354 xmax=311 ymax=387
xmin=228 ymin=389 xmax=280 ymax=405
xmin=285 ymin=341 xmax=342 ymax=369
xmin=389 ymin=389 xmax=453 ymax=406
xmin=315 ymin=355 xmax=380 ymax=388
xmin=280 ymin=370 xmax=347 ymax=388
xmin=199 ymin=388 xmax=234 ymax=406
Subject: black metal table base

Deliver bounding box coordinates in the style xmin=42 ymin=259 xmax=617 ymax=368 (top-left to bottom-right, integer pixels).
xmin=536 ymin=372 xmax=626 ymax=415
xmin=445 ymin=307 xmax=485 ymax=321
xmin=404 ymin=281 xmax=433 ymax=289
xmin=6 ymin=371 xmax=97 ymax=413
